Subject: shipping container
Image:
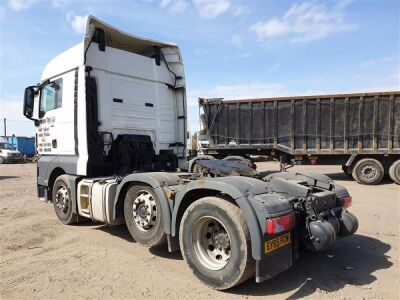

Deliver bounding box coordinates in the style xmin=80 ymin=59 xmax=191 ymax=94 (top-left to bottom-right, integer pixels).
xmin=6 ymin=136 xmax=36 ymax=157
xmin=199 ymin=91 xmax=400 ymax=184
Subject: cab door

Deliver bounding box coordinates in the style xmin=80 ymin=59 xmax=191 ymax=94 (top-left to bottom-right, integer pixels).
xmin=37 ymin=71 xmax=76 ymax=155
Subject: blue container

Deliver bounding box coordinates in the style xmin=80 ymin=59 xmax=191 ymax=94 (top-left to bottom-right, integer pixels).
xmin=6 ymin=136 xmax=36 ymax=157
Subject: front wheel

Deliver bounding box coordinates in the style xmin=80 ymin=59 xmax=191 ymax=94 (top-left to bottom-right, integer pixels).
xmin=179 ymin=197 xmax=254 ymax=290
xmin=124 ymin=185 xmax=166 ymax=247
xmin=53 ymin=174 xmax=79 ymax=224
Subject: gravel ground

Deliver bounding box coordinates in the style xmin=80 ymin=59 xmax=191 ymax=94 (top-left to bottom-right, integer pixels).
xmin=0 ymin=162 xmax=399 ymax=299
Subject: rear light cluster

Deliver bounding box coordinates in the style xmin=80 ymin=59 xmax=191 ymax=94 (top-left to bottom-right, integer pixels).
xmin=340 ymin=196 xmax=352 ymax=208
xmin=265 ymin=213 xmax=294 ymax=235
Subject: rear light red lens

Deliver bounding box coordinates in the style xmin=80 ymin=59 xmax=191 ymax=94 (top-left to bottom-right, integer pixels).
xmin=342 ymin=196 xmax=352 ymax=208
xmin=265 ymin=213 xmax=294 ymax=235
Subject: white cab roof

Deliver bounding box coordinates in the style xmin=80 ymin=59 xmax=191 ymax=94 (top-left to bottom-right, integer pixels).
xmin=41 ymin=16 xmax=178 ymax=81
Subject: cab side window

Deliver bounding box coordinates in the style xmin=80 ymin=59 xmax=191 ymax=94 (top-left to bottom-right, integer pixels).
xmin=40 ymin=78 xmax=63 ymax=116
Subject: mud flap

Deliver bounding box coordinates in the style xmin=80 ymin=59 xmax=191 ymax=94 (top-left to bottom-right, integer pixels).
xmin=255 ymin=241 xmax=293 ymax=283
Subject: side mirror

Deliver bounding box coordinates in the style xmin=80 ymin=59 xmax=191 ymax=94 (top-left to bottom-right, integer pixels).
xmin=23 ymin=86 xmax=36 ymax=119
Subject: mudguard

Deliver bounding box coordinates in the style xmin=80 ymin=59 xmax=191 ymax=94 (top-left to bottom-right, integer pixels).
xmin=265 ymin=171 xmax=350 ymax=198
xmin=171 ymin=176 xmax=292 ymax=260
xmin=112 ymin=172 xmax=182 ymax=233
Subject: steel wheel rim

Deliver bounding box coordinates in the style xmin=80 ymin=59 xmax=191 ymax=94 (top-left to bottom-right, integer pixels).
xmin=192 ymin=216 xmax=231 ymax=270
xmin=55 ymin=185 xmax=69 ymax=213
xmin=132 ymin=190 xmax=157 ymax=232
xmin=360 ymin=165 xmax=377 ymax=180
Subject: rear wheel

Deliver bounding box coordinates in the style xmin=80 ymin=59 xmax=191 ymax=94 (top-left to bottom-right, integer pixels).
xmin=179 ymin=197 xmax=254 ymax=290
xmin=53 ymin=174 xmax=79 ymax=224
xmin=352 ymin=158 xmax=384 ymax=185
xmin=389 ymin=160 xmax=400 ymax=184
xmin=124 ymin=185 xmax=166 ymax=247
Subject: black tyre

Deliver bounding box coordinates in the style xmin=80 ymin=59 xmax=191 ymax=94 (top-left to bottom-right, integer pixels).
xmin=53 ymin=174 xmax=79 ymax=225
xmin=179 ymin=197 xmax=254 ymax=290
xmin=389 ymin=160 xmax=400 ymax=184
xmin=124 ymin=185 xmax=166 ymax=247
xmin=0 ymin=157 xmax=5 ymax=164
xmin=352 ymin=158 xmax=384 ymax=185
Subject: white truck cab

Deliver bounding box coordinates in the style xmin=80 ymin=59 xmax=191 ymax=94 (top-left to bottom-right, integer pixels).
xmin=24 ymin=16 xmax=187 ymax=184
xmin=22 ymin=16 xmax=358 ymax=290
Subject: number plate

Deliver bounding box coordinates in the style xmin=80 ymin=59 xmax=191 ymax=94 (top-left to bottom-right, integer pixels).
xmin=265 ymin=233 xmax=291 ymax=254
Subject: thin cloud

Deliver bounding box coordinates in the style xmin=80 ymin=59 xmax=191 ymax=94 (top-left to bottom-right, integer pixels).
xmin=231 ymin=34 xmax=242 ymax=47
xmin=67 ymin=13 xmax=89 ymax=34
xmin=250 ymin=1 xmax=357 ymax=43
xmin=160 ymin=0 xmax=189 ymax=14
xmin=8 ymin=0 xmax=35 ymax=11
xmin=361 ymin=56 xmax=396 ymax=68
xmin=187 ymin=82 xmax=289 ymax=107
xmin=232 ymin=4 xmax=250 ymax=17
xmin=52 ymin=0 xmax=71 ymax=8
xmin=0 ymin=6 xmax=5 ymax=18
xmin=193 ymin=0 xmax=230 ymax=19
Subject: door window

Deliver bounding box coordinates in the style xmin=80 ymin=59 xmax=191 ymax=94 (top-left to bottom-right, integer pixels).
xmin=40 ymin=79 xmax=63 ymax=116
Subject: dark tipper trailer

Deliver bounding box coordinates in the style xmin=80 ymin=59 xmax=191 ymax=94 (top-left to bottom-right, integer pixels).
xmin=199 ymin=91 xmax=400 ymax=185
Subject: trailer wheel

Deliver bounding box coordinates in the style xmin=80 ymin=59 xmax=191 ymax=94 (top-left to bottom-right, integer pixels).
xmin=124 ymin=185 xmax=166 ymax=247
xmin=179 ymin=197 xmax=254 ymax=290
xmin=53 ymin=175 xmax=78 ymax=225
xmin=352 ymin=158 xmax=384 ymax=185
xmin=389 ymin=160 xmax=400 ymax=184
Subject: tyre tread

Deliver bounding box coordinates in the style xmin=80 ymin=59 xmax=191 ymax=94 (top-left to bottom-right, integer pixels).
xmin=179 ymin=197 xmax=254 ymax=290
xmin=389 ymin=160 xmax=400 ymax=184
xmin=352 ymin=158 xmax=384 ymax=185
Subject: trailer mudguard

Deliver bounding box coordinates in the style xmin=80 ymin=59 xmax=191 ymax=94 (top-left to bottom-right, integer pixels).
xmin=113 ymin=172 xmax=182 ymax=233
xmin=171 ymin=176 xmax=290 ymax=260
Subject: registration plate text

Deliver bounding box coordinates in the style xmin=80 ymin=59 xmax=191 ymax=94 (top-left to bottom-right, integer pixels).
xmin=265 ymin=233 xmax=291 ymax=254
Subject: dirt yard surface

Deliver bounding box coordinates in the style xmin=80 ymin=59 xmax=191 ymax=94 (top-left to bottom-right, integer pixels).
xmin=0 ymin=163 xmax=399 ymax=299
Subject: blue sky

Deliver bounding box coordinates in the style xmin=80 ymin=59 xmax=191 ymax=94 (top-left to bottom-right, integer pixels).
xmin=0 ymin=0 xmax=399 ymax=136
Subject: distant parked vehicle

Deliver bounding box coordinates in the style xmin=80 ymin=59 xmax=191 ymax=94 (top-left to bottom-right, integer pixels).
xmin=0 ymin=141 xmax=23 ymax=163
xmin=6 ymin=136 xmax=36 ymax=157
